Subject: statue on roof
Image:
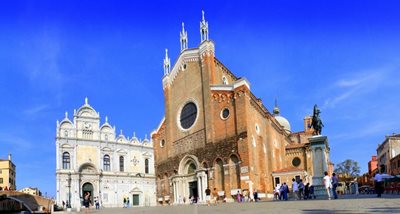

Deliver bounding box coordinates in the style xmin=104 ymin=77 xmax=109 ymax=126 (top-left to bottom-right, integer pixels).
xmin=311 ymin=104 xmax=324 ymax=135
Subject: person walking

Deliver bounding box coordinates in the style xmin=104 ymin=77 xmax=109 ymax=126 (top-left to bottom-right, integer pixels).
xmin=374 ymin=171 xmax=383 ymax=197
xmin=212 ymin=188 xmax=218 ymax=205
xmin=304 ymin=183 xmax=310 ymax=199
xmin=283 ymin=183 xmax=289 ymax=201
xmin=253 ymin=189 xmax=259 ymax=202
xmin=205 ymin=187 xmax=211 ymax=206
xmin=323 ymin=171 xmax=332 ymax=200
xmin=95 ymin=197 xmax=100 ymax=209
xmin=292 ymin=178 xmax=299 ymax=200
xmin=274 ymin=184 xmax=281 ymax=200
xmin=242 ymin=189 xmax=247 ymax=202
xmin=331 ymin=173 xmax=339 ymax=199
xmin=298 ymin=179 xmax=304 ymax=200
xmin=83 ymin=192 xmax=92 ymax=214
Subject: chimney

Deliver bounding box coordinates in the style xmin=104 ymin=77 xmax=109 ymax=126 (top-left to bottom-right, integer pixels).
xmin=8 ymin=153 xmax=12 ymax=161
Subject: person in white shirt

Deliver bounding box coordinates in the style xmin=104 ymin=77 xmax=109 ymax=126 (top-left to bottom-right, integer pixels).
xmin=292 ymin=178 xmax=299 ymax=200
xmin=274 ymin=184 xmax=281 ymax=200
xmin=374 ymin=171 xmax=383 ymax=197
xmin=323 ymin=171 xmax=332 ymax=200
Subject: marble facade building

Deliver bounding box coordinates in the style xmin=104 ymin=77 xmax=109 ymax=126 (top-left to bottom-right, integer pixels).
xmin=55 ymin=98 xmax=156 ymax=208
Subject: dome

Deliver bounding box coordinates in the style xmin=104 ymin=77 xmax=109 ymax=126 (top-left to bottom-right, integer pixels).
xmin=274 ymin=115 xmax=291 ymax=132
xmin=272 ymin=99 xmax=291 ymax=133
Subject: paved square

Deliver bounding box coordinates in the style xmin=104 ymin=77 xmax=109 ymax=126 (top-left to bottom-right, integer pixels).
xmin=61 ymin=195 xmax=400 ymax=214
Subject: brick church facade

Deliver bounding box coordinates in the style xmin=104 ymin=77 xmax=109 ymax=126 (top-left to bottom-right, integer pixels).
xmin=151 ymin=11 xmax=331 ymax=204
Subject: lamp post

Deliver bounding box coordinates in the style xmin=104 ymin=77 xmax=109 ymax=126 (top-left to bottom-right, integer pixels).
xmin=67 ymin=172 xmax=72 ymax=208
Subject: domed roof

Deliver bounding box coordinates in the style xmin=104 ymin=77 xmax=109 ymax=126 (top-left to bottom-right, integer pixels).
xmin=272 ymin=99 xmax=291 ymax=133
xmin=274 ymin=115 xmax=291 ymax=132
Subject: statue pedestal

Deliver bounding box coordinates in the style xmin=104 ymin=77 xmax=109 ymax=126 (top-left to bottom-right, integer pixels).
xmin=309 ymin=135 xmax=330 ymax=198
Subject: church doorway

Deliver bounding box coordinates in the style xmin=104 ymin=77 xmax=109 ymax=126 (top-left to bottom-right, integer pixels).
xmin=82 ymin=182 xmax=94 ymax=205
xmin=132 ymin=194 xmax=140 ymax=206
xmin=172 ymin=155 xmax=208 ymax=204
xmin=188 ymin=181 xmax=198 ymax=202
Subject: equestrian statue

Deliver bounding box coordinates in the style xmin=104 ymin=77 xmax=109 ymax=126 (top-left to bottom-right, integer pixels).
xmin=310 ymin=104 xmax=324 ymax=135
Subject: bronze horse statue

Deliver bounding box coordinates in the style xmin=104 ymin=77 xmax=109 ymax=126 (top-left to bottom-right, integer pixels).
xmin=310 ymin=104 xmax=324 ymax=135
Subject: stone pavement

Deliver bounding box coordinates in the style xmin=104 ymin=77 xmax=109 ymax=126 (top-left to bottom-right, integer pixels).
xmin=58 ymin=194 xmax=400 ymax=214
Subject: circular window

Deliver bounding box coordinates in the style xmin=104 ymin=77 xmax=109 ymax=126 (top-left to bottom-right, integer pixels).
xmin=160 ymin=139 xmax=165 ymax=147
xmin=292 ymin=157 xmax=301 ymax=167
xmin=180 ymin=102 xmax=198 ymax=130
xmin=221 ymin=108 xmax=230 ymax=120
xmin=255 ymin=124 xmax=260 ymax=134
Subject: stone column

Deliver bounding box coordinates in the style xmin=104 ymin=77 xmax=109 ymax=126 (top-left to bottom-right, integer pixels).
xmin=202 ymin=173 xmax=208 ymax=198
xmin=172 ymin=180 xmax=175 ymax=203
xmin=176 ymin=179 xmax=181 ymax=204
xmin=74 ymin=175 xmax=80 ymax=209
xmin=197 ymin=175 xmax=203 ymax=202
xmin=56 ymin=143 xmax=59 ymax=169
xmin=309 ymin=135 xmax=330 ymax=198
xmin=174 ymin=179 xmax=179 ymax=204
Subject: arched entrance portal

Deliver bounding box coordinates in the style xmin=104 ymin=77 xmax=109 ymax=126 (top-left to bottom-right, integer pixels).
xmin=82 ymin=182 xmax=94 ymax=205
xmin=171 ymin=155 xmax=208 ymax=204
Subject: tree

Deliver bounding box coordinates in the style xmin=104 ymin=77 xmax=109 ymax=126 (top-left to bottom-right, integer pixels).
xmin=334 ymin=159 xmax=360 ymax=177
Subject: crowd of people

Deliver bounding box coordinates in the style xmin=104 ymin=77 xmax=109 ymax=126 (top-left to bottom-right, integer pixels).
xmin=273 ymin=180 xmax=316 ymax=201
xmin=272 ymin=171 xmax=341 ymax=201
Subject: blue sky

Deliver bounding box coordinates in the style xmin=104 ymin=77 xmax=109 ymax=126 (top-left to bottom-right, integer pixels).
xmin=1 ymin=1 xmax=399 ymax=197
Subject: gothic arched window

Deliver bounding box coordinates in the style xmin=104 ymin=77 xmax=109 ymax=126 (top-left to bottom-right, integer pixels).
xmin=145 ymin=159 xmax=149 ymax=174
xmin=62 ymin=152 xmax=70 ymax=169
xmin=119 ymin=156 xmax=124 ymax=172
xmin=104 ymin=155 xmax=111 ymax=171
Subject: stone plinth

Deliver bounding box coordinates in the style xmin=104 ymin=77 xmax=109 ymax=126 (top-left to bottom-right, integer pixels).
xmin=309 ymin=135 xmax=330 ymax=198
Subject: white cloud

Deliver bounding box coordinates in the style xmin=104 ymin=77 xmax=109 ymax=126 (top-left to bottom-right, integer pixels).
xmin=23 ymin=104 xmax=49 ymax=115
xmin=322 ymin=66 xmax=394 ymax=109
xmin=0 ymin=132 xmax=33 ymax=151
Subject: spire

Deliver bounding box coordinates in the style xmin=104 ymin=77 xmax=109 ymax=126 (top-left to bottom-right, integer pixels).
xmin=105 ymin=116 xmax=108 ymax=123
xmin=200 ymin=10 xmax=209 ymax=42
xmin=65 ymin=111 xmax=68 ymax=119
xmin=180 ymin=22 xmax=188 ymax=51
xmin=273 ymin=98 xmax=280 ymax=115
xmin=163 ymin=49 xmax=171 ymax=75
xmin=85 ymin=97 xmax=88 ymax=105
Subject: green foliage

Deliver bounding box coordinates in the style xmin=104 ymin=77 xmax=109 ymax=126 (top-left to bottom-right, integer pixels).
xmin=334 ymin=159 xmax=360 ymax=177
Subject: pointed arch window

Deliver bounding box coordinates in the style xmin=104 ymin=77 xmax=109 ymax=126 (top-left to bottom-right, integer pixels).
xmin=62 ymin=152 xmax=70 ymax=169
xmin=104 ymin=155 xmax=111 ymax=171
xmin=222 ymin=76 xmax=228 ymax=85
xmin=119 ymin=156 xmax=124 ymax=172
xmin=145 ymin=159 xmax=149 ymax=174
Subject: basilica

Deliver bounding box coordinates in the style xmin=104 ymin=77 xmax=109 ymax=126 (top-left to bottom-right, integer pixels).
xmin=151 ymin=11 xmax=331 ymax=204
xmin=55 ymin=98 xmax=156 ymax=208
